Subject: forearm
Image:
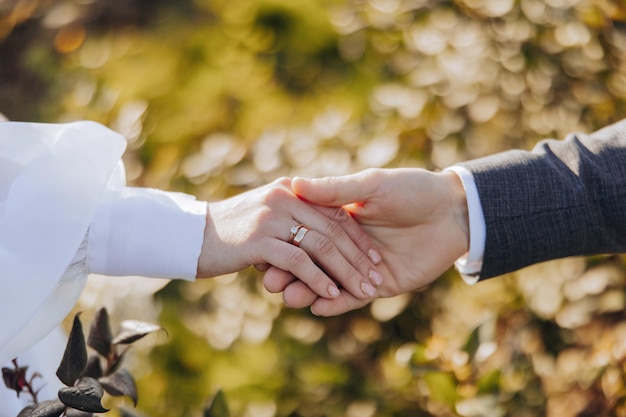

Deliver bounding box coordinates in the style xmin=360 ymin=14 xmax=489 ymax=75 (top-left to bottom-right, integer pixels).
xmin=460 ymin=119 xmax=626 ymax=279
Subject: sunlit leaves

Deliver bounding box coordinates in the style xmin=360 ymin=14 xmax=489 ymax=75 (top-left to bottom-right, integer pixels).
xmin=463 ymin=325 xmax=481 ymax=364
xmin=204 ymin=389 xmax=230 ymax=417
xmin=476 ymin=369 xmax=501 ymax=395
xmin=4 ymin=0 xmax=626 ymax=416
xmin=423 ymin=372 xmax=458 ymax=406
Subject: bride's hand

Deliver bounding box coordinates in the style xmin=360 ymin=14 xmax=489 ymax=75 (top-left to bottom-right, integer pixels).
xmin=196 ymin=177 xmax=383 ymax=300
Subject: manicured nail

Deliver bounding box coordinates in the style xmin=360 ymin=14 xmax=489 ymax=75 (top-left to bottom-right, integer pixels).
xmin=328 ymin=285 xmax=340 ymax=298
xmin=361 ymin=282 xmax=376 ymax=297
xmin=369 ymin=270 xmax=383 ymax=286
xmin=368 ymin=248 xmax=382 ymax=264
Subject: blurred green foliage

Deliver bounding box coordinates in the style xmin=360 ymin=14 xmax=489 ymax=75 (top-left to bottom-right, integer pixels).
xmin=3 ymin=0 xmax=626 ymax=416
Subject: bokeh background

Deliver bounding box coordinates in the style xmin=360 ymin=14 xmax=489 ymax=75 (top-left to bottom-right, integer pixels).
xmin=3 ymin=0 xmax=626 ymax=416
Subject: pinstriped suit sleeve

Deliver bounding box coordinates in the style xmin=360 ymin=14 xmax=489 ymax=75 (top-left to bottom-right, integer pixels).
xmin=458 ymin=119 xmax=626 ymax=280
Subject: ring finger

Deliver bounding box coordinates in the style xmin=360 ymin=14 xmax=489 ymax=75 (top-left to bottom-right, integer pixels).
xmin=287 ymin=225 xmax=377 ymax=299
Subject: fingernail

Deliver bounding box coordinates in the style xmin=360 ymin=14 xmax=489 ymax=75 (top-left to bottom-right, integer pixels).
xmin=328 ymin=286 xmax=340 ymax=298
xmin=369 ymin=270 xmax=383 ymax=286
xmin=368 ymin=248 xmax=382 ymax=264
xmin=361 ymin=282 xmax=376 ymax=297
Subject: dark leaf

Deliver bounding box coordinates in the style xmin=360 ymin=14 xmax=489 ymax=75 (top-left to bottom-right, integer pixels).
xmin=58 ymin=377 xmax=108 ymax=413
xmin=99 ymin=368 xmax=138 ymax=406
xmin=2 ymin=365 xmax=28 ymax=396
xmin=120 ymin=407 xmax=148 ymax=417
xmin=16 ymin=399 xmax=65 ymax=417
xmin=112 ymin=320 xmax=163 ymax=345
xmin=1 ymin=367 xmax=13 ymax=389
xmin=108 ymin=347 xmax=129 ymax=375
xmin=56 ymin=314 xmax=88 ymax=387
xmin=65 ymin=409 xmax=93 ymax=417
xmin=204 ymin=389 xmax=230 ymax=417
xmin=81 ymin=355 xmax=103 ymax=379
xmin=87 ymin=308 xmax=113 ymax=358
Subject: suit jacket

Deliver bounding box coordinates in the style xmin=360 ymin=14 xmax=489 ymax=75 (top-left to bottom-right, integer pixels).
xmin=459 ymin=119 xmax=626 ymax=280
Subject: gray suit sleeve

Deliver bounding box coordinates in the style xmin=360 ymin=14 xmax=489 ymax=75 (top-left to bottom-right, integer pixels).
xmin=458 ymin=119 xmax=626 ymax=279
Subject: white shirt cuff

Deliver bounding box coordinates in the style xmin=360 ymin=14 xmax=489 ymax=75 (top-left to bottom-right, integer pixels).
xmin=87 ymin=187 xmax=207 ymax=280
xmin=444 ymin=166 xmax=486 ymax=284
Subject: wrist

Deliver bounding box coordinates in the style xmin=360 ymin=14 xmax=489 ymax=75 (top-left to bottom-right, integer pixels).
xmin=197 ymin=203 xmax=222 ymax=278
xmin=440 ymin=171 xmax=470 ymax=255
xmin=196 ymin=199 xmax=244 ymax=278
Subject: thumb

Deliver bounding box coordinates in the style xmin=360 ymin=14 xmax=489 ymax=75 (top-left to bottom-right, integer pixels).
xmin=292 ymin=174 xmax=368 ymax=207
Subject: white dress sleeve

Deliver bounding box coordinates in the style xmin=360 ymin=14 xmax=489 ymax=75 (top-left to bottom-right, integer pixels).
xmin=0 ymin=121 xmax=207 ymax=366
xmin=0 ymin=121 xmax=126 ymax=364
xmin=87 ymin=186 xmax=206 ymax=279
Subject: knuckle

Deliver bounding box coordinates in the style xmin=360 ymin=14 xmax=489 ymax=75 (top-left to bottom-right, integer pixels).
xmin=271 ymin=176 xmax=292 ymax=190
xmin=362 ymin=167 xmax=380 ymax=180
xmin=286 ymin=248 xmax=308 ymax=268
xmin=353 ymin=231 xmax=371 ymax=249
xmin=262 ymin=185 xmax=290 ymax=206
xmin=362 ymin=168 xmax=383 ymax=188
xmin=313 ymin=235 xmax=335 ymax=257
xmin=345 ymin=260 xmax=370 ymax=288
xmin=339 ymin=265 xmax=359 ymax=285
xmin=324 ymin=219 xmax=344 ymax=240
xmin=283 ymin=292 xmax=297 ymax=308
xmin=351 ymin=250 xmax=368 ymax=268
xmin=274 ymin=176 xmax=291 ymax=186
xmin=335 ymin=208 xmax=352 ymax=224
xmin=256 ymin=206 xmax=273 ymax=222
